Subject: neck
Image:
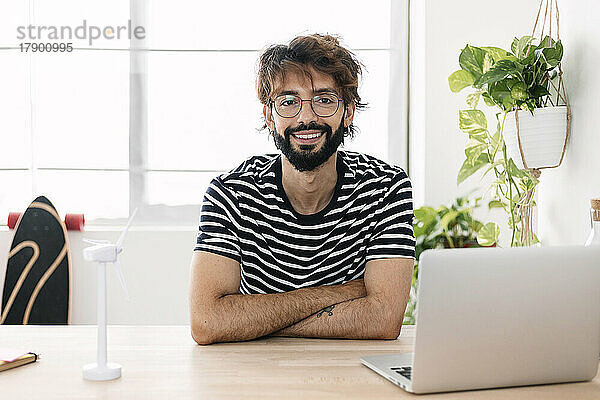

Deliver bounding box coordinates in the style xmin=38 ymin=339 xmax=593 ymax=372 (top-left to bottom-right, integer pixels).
xmin=281 ymin=152 xmax=338 ymax=215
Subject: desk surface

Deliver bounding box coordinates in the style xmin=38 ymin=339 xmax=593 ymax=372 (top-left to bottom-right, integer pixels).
xmin=1 ymin=325 xmax=599 ymax=399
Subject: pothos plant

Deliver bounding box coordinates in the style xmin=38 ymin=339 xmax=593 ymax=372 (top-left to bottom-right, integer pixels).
xmin=448 ymin=35 xmax=564 ymax=247
xmin=404 ymin=195 xmax=484 ymax=325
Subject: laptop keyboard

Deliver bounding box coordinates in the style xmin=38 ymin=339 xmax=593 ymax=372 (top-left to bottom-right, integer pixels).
xmin=390 ymin=366 xmax=412 ymax=380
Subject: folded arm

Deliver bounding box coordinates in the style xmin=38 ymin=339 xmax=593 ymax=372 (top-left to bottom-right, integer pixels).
xmin=189 ymin=251 xmax=367 ymax=345
xmin=270 ymin=258 xmax=414 ymax=339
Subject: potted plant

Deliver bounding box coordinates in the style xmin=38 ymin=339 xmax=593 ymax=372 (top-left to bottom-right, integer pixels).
xmin=404 ymin=195 xmax=485 ymax=325
xmin=447 ymin=34 xmax=568 ymax=247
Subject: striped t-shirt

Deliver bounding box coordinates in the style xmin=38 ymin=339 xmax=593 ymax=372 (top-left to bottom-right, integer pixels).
xmin=194 ymin=150 xmax=415 ymax=294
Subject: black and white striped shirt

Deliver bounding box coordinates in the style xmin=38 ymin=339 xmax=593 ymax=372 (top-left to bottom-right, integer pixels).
xmin=194 ymin=150 xmax=415 ymax=294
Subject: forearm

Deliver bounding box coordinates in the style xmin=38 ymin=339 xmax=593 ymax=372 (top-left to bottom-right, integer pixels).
xmin=192 ymin=281 xmax=366 ymax=344
xmin=270 ymin=294 xmax=403 ymax=340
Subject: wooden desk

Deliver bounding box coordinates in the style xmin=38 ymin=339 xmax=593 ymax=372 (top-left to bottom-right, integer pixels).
xmin=1 ymin=325 xmax=599 ymax=399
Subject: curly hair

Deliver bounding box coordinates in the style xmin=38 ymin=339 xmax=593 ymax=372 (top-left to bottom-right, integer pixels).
xmin=256 ymin=33 xmax=367 ymax=138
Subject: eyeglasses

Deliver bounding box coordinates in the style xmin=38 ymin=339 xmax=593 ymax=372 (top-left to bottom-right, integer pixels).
xmin=270 ymin=93 xmax=343 ymax=118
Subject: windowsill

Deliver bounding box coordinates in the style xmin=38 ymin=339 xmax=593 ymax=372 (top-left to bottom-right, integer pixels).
xmin=0 ymin=225 xmax=197 ymax=233
xmin=80 ymin=225 xmax=198 ymax=232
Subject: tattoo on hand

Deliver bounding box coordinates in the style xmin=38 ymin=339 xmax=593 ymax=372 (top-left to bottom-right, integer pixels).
xmin=317 ymin=305 xmax=335 ymax=318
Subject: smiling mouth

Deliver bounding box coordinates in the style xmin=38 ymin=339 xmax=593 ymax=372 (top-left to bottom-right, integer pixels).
xmin=291 ymin=130 xmax=325 ymax=144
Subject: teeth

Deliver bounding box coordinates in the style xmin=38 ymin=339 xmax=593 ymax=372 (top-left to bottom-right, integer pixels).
xmin=294 ymin=132 xmax=323 ymax=140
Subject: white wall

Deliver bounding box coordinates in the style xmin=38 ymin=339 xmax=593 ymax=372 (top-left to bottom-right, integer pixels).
xmin=409 ymin=0 xmax=546 ymax=244
xmin=410 ymin=0 xmax=541 ymax=205
xmin=0 ymin=228 xmax=197 ymax=325
xmin=537 ymin=1 xmax=600 ymax=245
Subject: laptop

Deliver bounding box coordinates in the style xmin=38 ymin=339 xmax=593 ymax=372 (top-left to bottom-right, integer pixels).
xmin=361 ymin=246 xmax=600 ymax=394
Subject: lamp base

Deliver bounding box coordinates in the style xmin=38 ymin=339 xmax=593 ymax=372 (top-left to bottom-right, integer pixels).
xmin=83 ymin=362 xmax=122 ymax=381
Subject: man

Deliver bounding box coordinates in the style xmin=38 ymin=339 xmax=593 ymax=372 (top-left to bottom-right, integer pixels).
xmin=189 ymin=34 xmax=415 ymax=345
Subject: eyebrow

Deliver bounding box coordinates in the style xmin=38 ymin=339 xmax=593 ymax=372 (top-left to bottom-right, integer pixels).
xmin=314 ymin=87 xmax=339 ymax=95
xmin=277 ymin=90 xmax=299 ymax=97
xmin=276 ymin=87 xmax=340 ymax=97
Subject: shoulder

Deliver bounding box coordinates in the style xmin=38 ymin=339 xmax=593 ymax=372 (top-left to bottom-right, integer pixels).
xmin=209 ymin=154 xmax=279 ymax=197
xmin=339 ymin=150 xmax=411 ymax=188
xmin=222 ymin=154 xmax=279 ymax=178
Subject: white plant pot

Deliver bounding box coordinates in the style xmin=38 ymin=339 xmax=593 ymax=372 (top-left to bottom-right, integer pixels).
xmin=504 ymin=106 xmax=569 ymax=170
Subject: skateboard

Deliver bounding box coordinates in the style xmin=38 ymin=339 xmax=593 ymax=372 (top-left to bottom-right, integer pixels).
xmin=1 ymin=196 xmax=72 ymax=324
xmin=8 ymin=210 xmax=85 ymax=231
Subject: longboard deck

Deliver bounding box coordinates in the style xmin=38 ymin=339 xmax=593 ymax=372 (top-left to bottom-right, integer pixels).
xmin=1 ymin=196 xmax=71 ymax=324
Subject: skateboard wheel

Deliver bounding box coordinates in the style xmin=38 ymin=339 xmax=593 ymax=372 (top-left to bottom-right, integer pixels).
xmin=8 ymin=212 xmax=22 ymax=229
xmin=65 ymin=213 xmax=85 ymax=231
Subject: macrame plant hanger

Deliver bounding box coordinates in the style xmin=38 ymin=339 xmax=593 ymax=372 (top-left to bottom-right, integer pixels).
xmin=516 ymin=0 xmax=571 ymax=179
xmin=514 ymin=0 xmax=570 ymax=246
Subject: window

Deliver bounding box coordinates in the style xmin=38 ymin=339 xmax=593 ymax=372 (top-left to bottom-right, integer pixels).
xmin=1 ymin=1 xmax=400 ymax=225
xmin=0 ymin=0 xmax=129 ymax=221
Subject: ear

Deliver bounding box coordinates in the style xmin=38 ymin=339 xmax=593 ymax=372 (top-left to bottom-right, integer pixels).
xmin=263 ymin=104 xmax=275 ymax=131
xmin=343 ymin=102 xmax=356 ymax=128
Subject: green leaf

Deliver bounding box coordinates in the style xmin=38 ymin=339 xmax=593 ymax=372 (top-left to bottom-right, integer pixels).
xmin=510 ymin=82 xmax=528 ymax=101
xmin=490 ymin=128 xmax=503 ymax=154
xmin=477 ymin=60 xmax=518 ymax=86
xmin=469 ymin=133 xmax=486 ymax=143
xmin=512 ymin=60 xmax=525 ymax=74
xmin=540 ymin=46 xmax=562 ymax=68
xmin=465 ymin=139 xmax=487 ymax=166
xmin=522 ymin=100 xmax=536 ymax=114
xmin=459 ymin=45 xmax=487 ymax=80
xmin=489 ymin=81 xmax=512 ymax=107
xmin=413 ymin=206 xmax=438 ymax=238
xmin=441 ymin=211 xmax=459 ymax=231
xmin=536 ymin=35 xmax=556 ymax=49
xmin=477 ymin=222 xmax=500 ymax=246
xmin=448 ymin=70 xmax=475 ymax=93
xmin=511 ymin=37 xmax=519 ymax=55
xmin=413 ymin=207 xmax=437 ymax=225
xmin=507 ymin=158 xmax=526 ymax=178
xmin=482 ymin=92 xmax=496 ymax=107
xmin=481 ymin=47 xmax=515 ymax=62
xmin=457 ymin=153 xmax=489 ymax=185
xmin=515 ymin=36 xmax=534 ymax=59
xmin=482 ymin=52 xmax=494 ymax=73
xmin=488 ymin=200 xmax=506 ymax=210
xmin=502 ymin=95 xmax=516 ymax=110
xmin=555 ymin=40 xmax=564 ymax=63
xmin=413 ymin=224 xmax=429 ymax=240
xmin=459 ymin=110 xmax=487 ymax=134
xmin=466 ymin=91 xmax=482 ymax=109
xmin=530 ymin=85 xmax=550 ymax=99
xmin=467 ymin=217 xmax=484 ymax=234
xmin=521 ymin=45 xmax=537 ymax=64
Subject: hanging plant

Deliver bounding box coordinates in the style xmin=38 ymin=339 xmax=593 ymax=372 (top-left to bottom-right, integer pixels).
xmin=447 ymin=0 xmax=569 ymax=247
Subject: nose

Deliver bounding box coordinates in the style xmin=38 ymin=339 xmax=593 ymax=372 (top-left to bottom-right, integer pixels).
xmin=295 ymin=99 xmax=318 ymax=125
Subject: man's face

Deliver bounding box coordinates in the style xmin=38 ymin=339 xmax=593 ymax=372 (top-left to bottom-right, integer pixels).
xmin=264 ymin=67 xmax=355 ymax=172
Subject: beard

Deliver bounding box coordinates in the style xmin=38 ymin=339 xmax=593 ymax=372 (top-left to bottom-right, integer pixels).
xmin=272 ymin=118 xmax=345 ymax=172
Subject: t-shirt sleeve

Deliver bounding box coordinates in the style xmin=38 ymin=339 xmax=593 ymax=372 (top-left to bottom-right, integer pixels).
xmin=366 ymin=170 xmax=416 ymax=261
xmin=194 ymin=177 xmax=242 ymax=263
